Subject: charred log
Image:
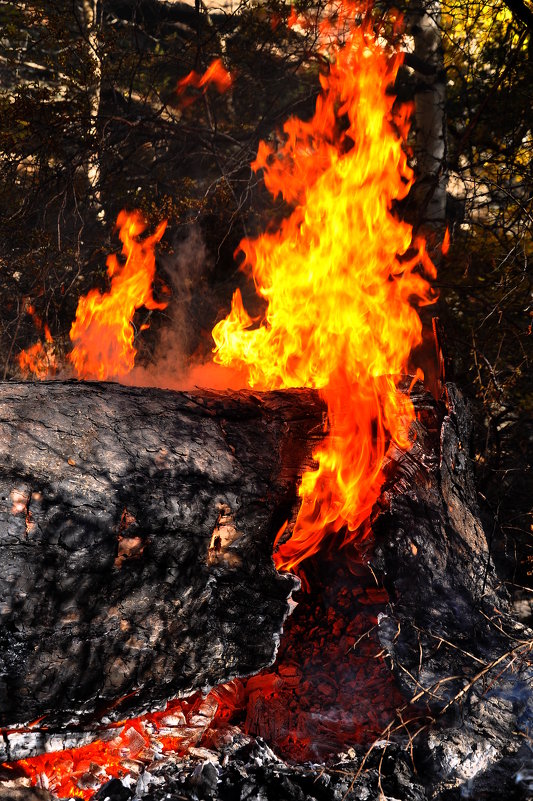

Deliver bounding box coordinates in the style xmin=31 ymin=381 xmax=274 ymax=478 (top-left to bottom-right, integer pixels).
xmin=0 ymin=381 xmax=325 ymax=745
xmin=73 ymin=382 xmax=533 ymax=801
xmin=2 ymin=382 xmax=532 ymax=800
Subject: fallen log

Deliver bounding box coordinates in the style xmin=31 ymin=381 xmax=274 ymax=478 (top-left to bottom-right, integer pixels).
xmin=0 ymin=381 xmax=325 ymax=743
xmin=42 ymin=381 xmax=530 ymax=801
xmin=3 ymin=381 xmax=532 ymax=801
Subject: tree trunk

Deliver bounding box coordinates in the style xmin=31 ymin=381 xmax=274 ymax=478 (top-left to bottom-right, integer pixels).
xmin=81 ymin=0 xmax=103 ymax=216
xmin=407 ymin=0 xmax=447 ymax=226
xmin=0 ymin=381 xmax=325 ymax=744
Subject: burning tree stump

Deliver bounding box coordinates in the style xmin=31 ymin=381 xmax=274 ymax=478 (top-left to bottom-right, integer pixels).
xmin=0 ymin=381 xmax=325 ymax=750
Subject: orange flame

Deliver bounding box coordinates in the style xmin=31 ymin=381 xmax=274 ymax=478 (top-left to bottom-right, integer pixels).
xmin=212 ymin=2 xmax=436 ymax=571
xmin=68 ymin=211 xmax=167 ymax=380
xmin=18 ymin=304 xmax=57 ymax=379
xmin=442 ymin=226 xmax=450 ymax=255
xmin=287 ymin=7 xmax=299 ymax=28
xmin=177 ymin=58 xmax=232 ymax=104
xmin=18 ymin=340 xmax=57 ymax=379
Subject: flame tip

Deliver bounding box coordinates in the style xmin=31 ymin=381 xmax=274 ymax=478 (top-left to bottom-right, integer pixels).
xmin=213 ymin=0 xmax=436 ymax=570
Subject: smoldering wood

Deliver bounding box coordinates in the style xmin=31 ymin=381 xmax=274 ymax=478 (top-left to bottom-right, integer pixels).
xmin=86 ymin=383 xmax=532 ymax=801
xmin=371 ymin=381 xmax=533 ymax=798
xmin=0 ymin=381 xmax=326 ymax=745
xmin=2 ymin=382 xmax=532 ymax=800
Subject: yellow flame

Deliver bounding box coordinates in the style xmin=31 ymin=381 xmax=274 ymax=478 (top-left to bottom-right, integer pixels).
xmin=212 ymin=2 xmax=436 ymax=570
xmin=69 ymin=211 xmax=167 ymax=380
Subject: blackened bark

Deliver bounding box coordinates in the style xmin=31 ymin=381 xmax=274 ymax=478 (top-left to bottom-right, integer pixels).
xmin=139 ymin=383 xmax=533 ymax=801
xmin=2 ymin=382 xmax=532 ymax=800
xmin=0 ymin=381 xmax=325 ymax=741
xmin=372 ymin=382 xmax=533 ymax=798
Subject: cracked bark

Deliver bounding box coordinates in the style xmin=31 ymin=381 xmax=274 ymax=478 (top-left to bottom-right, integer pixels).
xmin=0 ymin=381 xmax=325 ymax=742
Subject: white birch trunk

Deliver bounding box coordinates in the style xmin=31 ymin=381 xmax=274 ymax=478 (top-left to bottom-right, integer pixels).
xmin=82 ymin=0 xmax=103 ymax=217
xmin=408 ymin=0 xmax=447 ymax=226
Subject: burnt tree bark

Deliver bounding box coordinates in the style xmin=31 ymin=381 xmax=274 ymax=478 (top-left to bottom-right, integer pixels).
xmin=57 ymin=381 xmax=531 ymax=801
xmin=372 ymin=382 xmax=533 ymax=798
xmin=127 ymin=383 xmax=533 ymax=801
xmin=0 ymin=381 xmax=325 ymax=743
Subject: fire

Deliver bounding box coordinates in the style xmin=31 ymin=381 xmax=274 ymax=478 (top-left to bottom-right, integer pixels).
xmin=68 ymin=211 xmax=167 ymax=380
xmin=18 ymin=304 xmax=57 ymax=379
xmin=177 ymin=58 xmax=232 ymax=104
xmin=17 ymin=212 xmax=167 ymax=382
xmin=212 ymin=2 xmax=436 ymax=571
xmin=8 ymin=4 xmax=439 ymax=797
xmin=442 ymin=226 xmax=450 ymax=255
xmin=10 ymin=693 xmax=232 ymax=800
xmin=18 ymin=340 xmax=56 ymax=380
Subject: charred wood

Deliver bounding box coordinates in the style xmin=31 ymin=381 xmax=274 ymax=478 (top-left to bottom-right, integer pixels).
xmin=0 ymin=381 xmax=325 ymax=744
xmin=91 ymin=383 xmax=533 ymax=801
xmin=2 ymin=382 xmax=532 ymax=800
xmin=371 ymin=382 xmax=533 ymax=798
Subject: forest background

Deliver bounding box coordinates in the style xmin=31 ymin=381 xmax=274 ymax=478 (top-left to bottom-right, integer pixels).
xmin=0 ymin=0 xmax=531 ymax=604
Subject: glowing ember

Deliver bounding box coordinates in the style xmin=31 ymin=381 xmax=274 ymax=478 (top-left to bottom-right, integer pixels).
xmin=8 ymin=692 xmax=239 ymax=799
xmin=69 ymin=211 xmax=167 ymax=380
xmin=212 ymin=2 xmax=436 ymax=571
xmin=8 ymin=558 xmax=400 ymax=798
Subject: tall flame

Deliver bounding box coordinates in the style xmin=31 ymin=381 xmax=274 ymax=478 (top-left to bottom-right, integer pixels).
xmin=69 ymin=211 xmax=167 ymax=380
xmin=212 ymin=3 xmax=436 ymax=571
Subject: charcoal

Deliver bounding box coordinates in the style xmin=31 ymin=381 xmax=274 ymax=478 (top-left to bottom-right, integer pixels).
xmin=93 ymin=779 xmax=132 ymax=801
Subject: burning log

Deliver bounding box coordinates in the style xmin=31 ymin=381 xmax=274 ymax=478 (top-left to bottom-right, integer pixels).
xmin=2 ymin=382 xmax=532 ymax=800
xmin=1 ymin=0 xmax=530 ymax=788
xmin=0 ymin=380 xmax=325 ymax=749
xmin=111 ymin=382 xmax=532 ymax=801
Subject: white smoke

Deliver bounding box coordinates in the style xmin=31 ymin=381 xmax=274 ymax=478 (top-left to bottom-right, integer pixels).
xmin=125 ymin=225 xmax=247 ymax=392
